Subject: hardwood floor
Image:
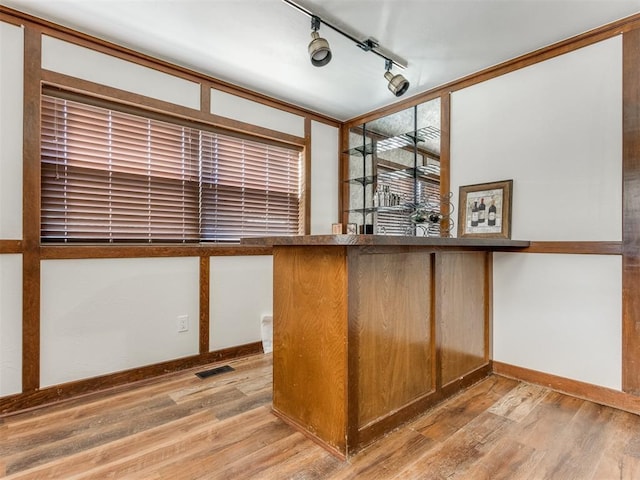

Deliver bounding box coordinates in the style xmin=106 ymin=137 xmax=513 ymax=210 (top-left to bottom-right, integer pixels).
xmin=1 ymin=353 xmax=640 ymax=479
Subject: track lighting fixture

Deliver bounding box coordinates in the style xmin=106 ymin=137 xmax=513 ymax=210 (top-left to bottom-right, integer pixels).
xmin=308 ymin=15 xmax=331 ymax=67
xmin=384 ymin=59 xmax=410 ymax=97
xmin=283 ymin=0 xmax=410 ymax=96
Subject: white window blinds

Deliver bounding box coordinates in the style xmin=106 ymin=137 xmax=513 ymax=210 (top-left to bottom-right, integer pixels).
xmin=41 ymin=94 xmax=303 ymax=243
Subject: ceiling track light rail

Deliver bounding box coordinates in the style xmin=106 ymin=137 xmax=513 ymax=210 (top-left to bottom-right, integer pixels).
xmin=357 ymin=38 xmax=379 ymax=52
xmin=283 ymin=0 xmax=410 ymax=96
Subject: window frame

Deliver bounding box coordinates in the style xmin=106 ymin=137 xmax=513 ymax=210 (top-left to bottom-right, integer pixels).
xmin=40 ymin=86 xmax=307 ymax=245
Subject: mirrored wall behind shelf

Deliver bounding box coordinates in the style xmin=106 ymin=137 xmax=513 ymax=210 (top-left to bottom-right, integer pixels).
xmin=345 ymin=98 xmax=441 ymax=236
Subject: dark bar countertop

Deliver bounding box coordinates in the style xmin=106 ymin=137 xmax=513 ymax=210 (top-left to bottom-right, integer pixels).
xmin=241 ymin=234 xmax=529 ymax=249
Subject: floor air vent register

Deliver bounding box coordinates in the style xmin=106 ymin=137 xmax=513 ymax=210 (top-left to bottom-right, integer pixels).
xmin=195 ymin=365 xmax=235 ymax=379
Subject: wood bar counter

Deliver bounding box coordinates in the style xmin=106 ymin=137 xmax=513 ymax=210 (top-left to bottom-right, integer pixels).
xmin=242 ymin=235 xmax=529 ymax=458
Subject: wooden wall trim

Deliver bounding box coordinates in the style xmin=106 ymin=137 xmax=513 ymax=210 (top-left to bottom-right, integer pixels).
xmin=22 ymin=26 xmax=42 ymax=393
xmin=228 ymin=242 xmax=595 ymax=257
xmin=200 ymin=81 xmax=212 ymax=114
xmin=493 ymin=361 xmax=640 ymax=416
xmin=211 ymin=83 xmax=340 ymax=128
xmin=199 ymin=257 xmax=210 ymax=355
xmin=519 ymin=241 xmax=623 ymax=255
xmin=439 ymin=93 xmax=451 ymax=233
xmin=40 ymin=245 xmax=272 ymax=260
xmin=5 ymin=6 xmax=285 ymax=409
xmin=41 ymin=69 xmax=202 ymax=122
xmin=339 ymin=127 xmax=350 ymax=226
xmin=0 ymin=5 xmax=340 ymax=128
xmin=0 ymin=10 xmax=24 ymax=27
xmin=41 ymin=70 xmax=305 ymax=148
xmin=304 ymin=117 xmax=312 ymax=234
xmin=0 ymin=342 xmax=263 ymax=416
xmin=622 ymin=28 xmax=640 ymax=394
xmin=0 ymin=240 xmax=22 ymax=254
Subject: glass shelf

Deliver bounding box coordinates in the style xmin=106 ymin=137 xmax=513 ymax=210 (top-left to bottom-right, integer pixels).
xmin=345 ymin=143 xmax=376 ymax=157
xmin=345 ymin=126 xmax=441 ymax=157
xmin=345 ymin=166 xmax=443 ymax=186
xmin=346 ymin=204 xmax=414 ymax=215
xmin=345 ymin=175 xmax=375 ymax=186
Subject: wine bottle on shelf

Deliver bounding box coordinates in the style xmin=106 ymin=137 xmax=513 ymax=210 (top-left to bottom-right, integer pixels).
xmin=488 ymin=200 xmax=497 ymax=226
xmin=478 ymin=198 xmax=486 ymax=224
xmin=471 ymin=201 xmax=479 ymax=227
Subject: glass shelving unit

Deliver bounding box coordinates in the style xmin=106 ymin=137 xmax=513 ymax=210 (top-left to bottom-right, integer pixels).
xmin=344 ymin=101 xmax=441 ymax=235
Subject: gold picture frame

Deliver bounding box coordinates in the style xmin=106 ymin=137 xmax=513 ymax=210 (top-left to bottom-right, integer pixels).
xmin=458 ymin=180 xmax=513 ymax=239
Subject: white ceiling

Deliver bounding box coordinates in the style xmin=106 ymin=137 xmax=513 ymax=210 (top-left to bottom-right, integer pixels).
xmin=2 ymin=0 xmax=640 ymax=121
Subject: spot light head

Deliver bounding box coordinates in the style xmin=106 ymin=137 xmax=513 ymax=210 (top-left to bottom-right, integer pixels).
xmin=384 ymin=70 xmax=410 ymax=97
xmin=308 ymin=31 xmax=332 ymax=67
xmin=308 ymin=15 xmax=331 ymax=67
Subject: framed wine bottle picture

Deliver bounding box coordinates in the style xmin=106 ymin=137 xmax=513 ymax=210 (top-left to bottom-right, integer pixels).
xmin=458 ymin=180 xmax=513 ymax=239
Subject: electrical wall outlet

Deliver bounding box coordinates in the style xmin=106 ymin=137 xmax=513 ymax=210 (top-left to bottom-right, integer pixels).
xmin=177 ymin=314 xmax=189 ymax=333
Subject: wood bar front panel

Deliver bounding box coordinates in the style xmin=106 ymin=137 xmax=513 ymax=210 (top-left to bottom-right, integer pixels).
xmin=272 ymin=246 xmax=348 ymax=454
xmin=351 ymin=250 xmax=433 ymax=428
xmin=270 ymin=241 xmax=495 ymax=457
xmin=436 ymin=252 xmax=488 ymax=386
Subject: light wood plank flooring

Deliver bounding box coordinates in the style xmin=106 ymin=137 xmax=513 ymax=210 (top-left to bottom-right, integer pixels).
xmin=1 ymin=353 xmax=640 ymax=479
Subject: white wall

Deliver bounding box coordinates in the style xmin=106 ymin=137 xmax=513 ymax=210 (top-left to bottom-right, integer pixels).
xmin=451 ymin=37 xmax=623 ymax=390
xmin=209 ymin=256 xmax=273 ymax=350
xmin=0 ymin=254 xmax=22 ymax=396
xmin=40 ymin=257 xmax=200 ymax=387
xmin=311 ymin=120 xmax=339 ymax=234
xmin=211 ymin=89 xmax=304 ymax=137
xmin=42 ymin=36 xmax=200 ymax=110
xmin=0 ymin=21 xmax=23 ymax=396
xmin=494 ymin=253 xmax=622 ymax=389
xmin=0 ymin=21 xmax=23 ymax=239
xmin=451 ymin=36 xmax=622 ymax=242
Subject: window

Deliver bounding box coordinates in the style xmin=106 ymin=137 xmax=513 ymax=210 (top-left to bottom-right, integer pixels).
xmin=41 ymin=93 xmax=303 ymax=243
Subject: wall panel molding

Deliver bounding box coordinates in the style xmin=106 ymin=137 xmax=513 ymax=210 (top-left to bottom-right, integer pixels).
xmin=523 ymin=241 xmax=623 ymax=255
xmin=21 ymin=25 xmax=41 ymax=393
xmin=0 ymin=343 xmax=262 ymax=416
xmin=304 ymin=117 xmax=312 ymax=234
xmin=0 ymin=5 xmax=339 ymax=127
xmin=622 ymin=28 xmax=640 ymax=394
xmin=41 ymin=70 xmax=305 ymax=148
xmin=199 ymin=257 xmax=210 ymax=355
xmin=494 ymin=361 xmax=640 ymax=416
xmin=40 ymin=245 xmax=272 ymax=260
xmin=0 ymin=240 xmax=22 ymax=254
xmin=0 ymin=4 xmax=304 ymax=412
